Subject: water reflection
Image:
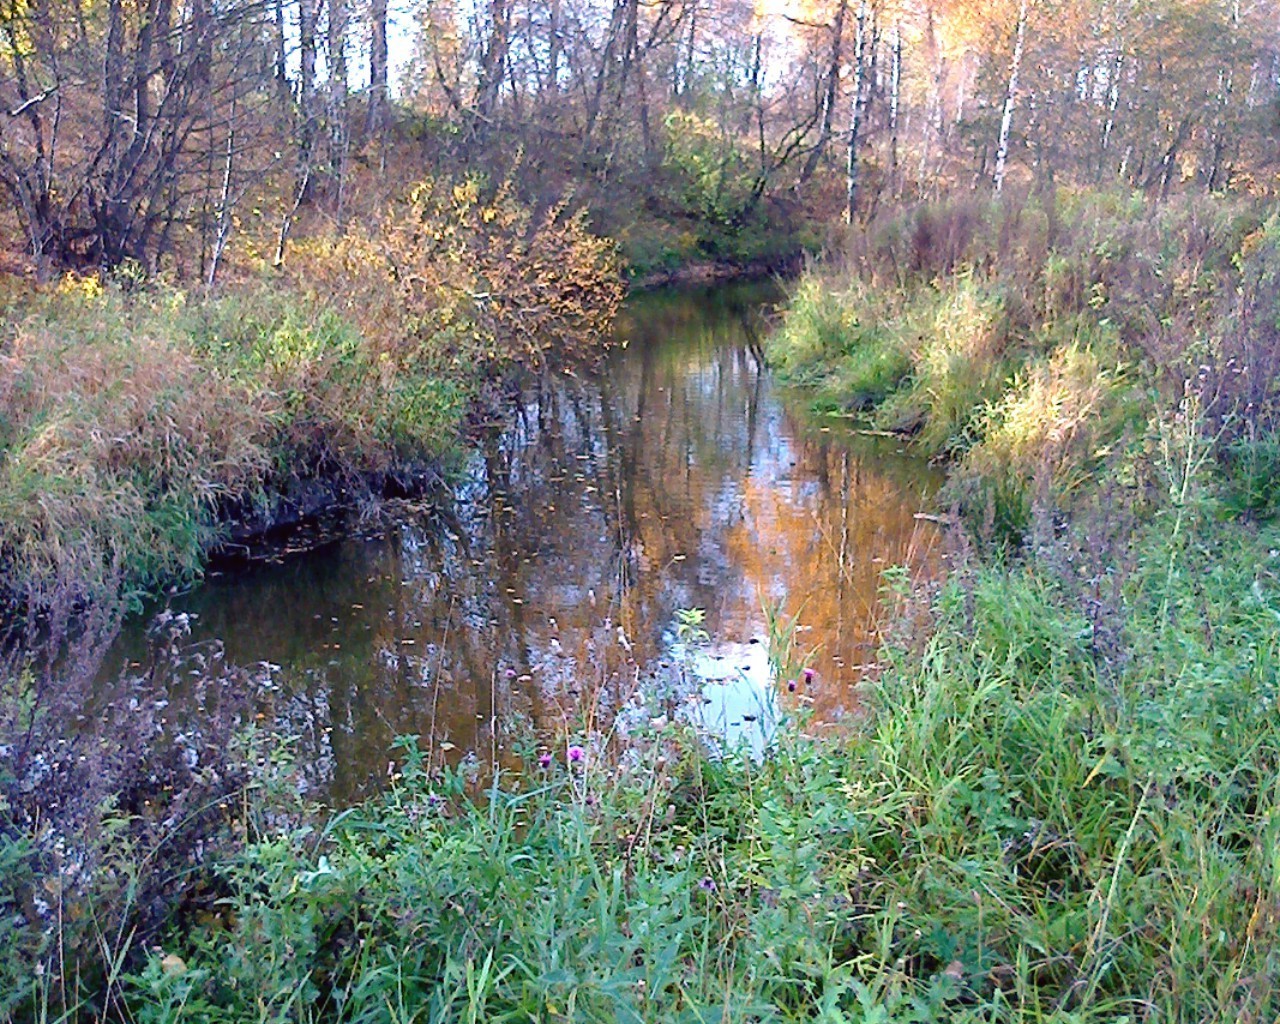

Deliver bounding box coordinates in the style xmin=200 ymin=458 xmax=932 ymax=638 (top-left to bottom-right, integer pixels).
xmin=118 ymin=281 xmax=940 ymax=801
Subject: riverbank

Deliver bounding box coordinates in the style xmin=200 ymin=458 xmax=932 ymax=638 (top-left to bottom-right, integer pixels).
xmin=768 ymin=191 xmax=1276 ymax=541
xmin=118 ymin=192 xmax=1278 ymax=1021
xmin=625 ymin=250 xmax=807 ymax=292
xmin=0 ymin=182 xmax=623 ymax=609
xmin=6 ymin=190 xmax=1280 ymax=1021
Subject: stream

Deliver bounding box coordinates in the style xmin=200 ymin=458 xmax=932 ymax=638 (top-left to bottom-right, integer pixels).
xmin=117 ymin=281 xmax=941 ymax=802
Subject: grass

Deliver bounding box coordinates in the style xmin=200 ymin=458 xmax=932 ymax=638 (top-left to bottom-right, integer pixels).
xmin=0 ymin=179 xmax=623 ymax=607
xmin=6 ymin=190 xmax=1280 ymax=1020
xmin=768 ymin=191 xmax=1279 ymax=541
xmin=0 ymin=283 xmax=469 ymax=607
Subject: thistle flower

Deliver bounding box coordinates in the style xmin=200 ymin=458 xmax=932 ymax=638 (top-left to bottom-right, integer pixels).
xmin=803 ymin=667 xmax=815 ymax=683
xmin=567 ymin=745 xmax=584 ymax=764
xmin=698 ymin=877 xmax=717 ymax=893
xmin=787 ymin=680 xmax=797 ymax=692
xmin=538 ymin=752 xmax=552 ymax=769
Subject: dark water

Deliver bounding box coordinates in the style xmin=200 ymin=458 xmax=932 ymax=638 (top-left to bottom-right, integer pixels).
xmin=119 ymin=282 xmax=940 ymax=801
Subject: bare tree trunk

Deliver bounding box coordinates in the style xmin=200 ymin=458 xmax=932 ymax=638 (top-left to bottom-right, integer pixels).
xmin=273 ymin=0 xmax=287 ymax=90
xmin=993 ymin=0 xmax=1029 ymax=194
xmin=582 ymin=0 xmax=627 ymax=158
xmin=208 ymin=95 xmax=236 ymax=287
xmin=547 ymin=0 xmax=562 ymax=96
xmin=1098 ymin=47 xmax=1123 ymax=177
xmin=299 ymin=0 xmax=318 ymax=110
xmin=328 ymin=0 xmax=348 ymax=106
xmin=475 ymin=0 xmax=510 ymax=131
xmin=845 ymin=0 xmax=868 ymax=223
xmin=800 ymin=0 xmax=847 ymax=184
xmin=368 ymin=0 xmax=388 ymax=133
xmin=327 ymin=0 xmax=348 ymax=207
xmin=889 ymin=19 xmax=901 ymax=193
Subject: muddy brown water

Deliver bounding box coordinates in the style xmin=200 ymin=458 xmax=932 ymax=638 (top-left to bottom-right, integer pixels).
xmin=116 ymin=281 xmax=940 ymax=802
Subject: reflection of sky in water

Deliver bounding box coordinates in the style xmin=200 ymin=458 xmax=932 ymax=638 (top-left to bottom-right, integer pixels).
xmin=686 ymin=638 xmax=778 ymax=761
xmin=113 ymin=281 xmax=942 ymax=802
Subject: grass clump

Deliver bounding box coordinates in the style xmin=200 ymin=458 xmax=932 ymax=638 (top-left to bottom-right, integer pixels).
xmin=877 ymin=280 xmax=1011 ymax=454
xmin=769 ymin=275 xmax=909 ymax=412
xmin=770 ymin=191 xmax=1278 ymax=541
xmin=0 ymin=286 xmax=467 ymax=606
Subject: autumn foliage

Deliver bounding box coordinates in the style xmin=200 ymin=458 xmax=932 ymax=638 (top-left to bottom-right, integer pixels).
xmin=291 ymin=177 xmax=623 ymax=376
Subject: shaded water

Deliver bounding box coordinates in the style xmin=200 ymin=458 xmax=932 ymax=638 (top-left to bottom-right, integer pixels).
xmin=120 ymin=282 xmax=940 ymax=801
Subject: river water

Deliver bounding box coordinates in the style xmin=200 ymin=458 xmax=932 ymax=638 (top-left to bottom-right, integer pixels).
xmin=119 ymin=281 xmax=940 ymax=801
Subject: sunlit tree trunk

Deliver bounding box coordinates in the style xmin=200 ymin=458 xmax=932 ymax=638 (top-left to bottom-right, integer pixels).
xmin=889 ymin=19 xmax=901 ymax=194
xmin=993 ymin=0 xmax=1029 ymax=194
xmin=273 ymin=0 xmax=287 ymax=91
xmin=845 ymin=0 xmax=868 ymax=223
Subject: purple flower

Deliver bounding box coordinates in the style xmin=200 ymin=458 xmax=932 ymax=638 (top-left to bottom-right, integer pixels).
xmin=538 ymin=752 xmax=552 ymax=769
xmin=567 ymin=745 xmax=584 ymax=764
xmin=787 ymin=680 xmax=797 ymax=693
xmin=803 ymin=667 xmax=815 ymax=683
xmin=505 ymin=668 xmax=517 ymax=679
xmin=698 ymin=877 xmax=717 ymax=893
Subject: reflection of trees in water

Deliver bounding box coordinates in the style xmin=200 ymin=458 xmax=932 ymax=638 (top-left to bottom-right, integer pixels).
xmin=121 ymin=285 xmax=937 ymax=799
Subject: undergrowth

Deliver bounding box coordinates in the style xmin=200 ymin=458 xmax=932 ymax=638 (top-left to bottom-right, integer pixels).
xmin=0 ymin=178 xmax=622 ymax=607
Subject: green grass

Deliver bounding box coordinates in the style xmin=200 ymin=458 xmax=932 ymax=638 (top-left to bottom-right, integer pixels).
xmin=768 ymin=192 xmax=1277 ymax=539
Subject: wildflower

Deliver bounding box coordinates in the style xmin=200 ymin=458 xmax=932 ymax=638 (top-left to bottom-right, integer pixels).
xmin=803 ymin=667 xmax=815 ymax=683
xmin=538 ymin=752 xmax=552 ymax=769
xmin=787 ymin=680 xmax=797 ymax=692
xmin=567 ymin=745 xmax=584 ymax=764
xmin=698 ymin=876 xmax=717 ymax=893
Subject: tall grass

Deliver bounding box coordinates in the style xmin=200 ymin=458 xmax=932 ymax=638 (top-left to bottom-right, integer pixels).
xmin=770 ymin=191 xmax=1280 ymax=543
xmin=0 ymin=284 xmax=468 ymax=606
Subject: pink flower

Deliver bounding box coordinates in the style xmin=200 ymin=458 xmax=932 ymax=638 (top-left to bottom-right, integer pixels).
xmin=567 ymin=745 xmax=584 ymax=764
xmin=803 ymin=667 xmax=815 ymax=683
xmin=787 ymin=680 xmax=797 ymax=692
xmin=538 ymin=752 xmax=552 ymax=769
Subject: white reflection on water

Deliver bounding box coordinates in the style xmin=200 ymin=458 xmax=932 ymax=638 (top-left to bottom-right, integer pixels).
xmin=685 ymin=637 xmax=778 ymax=760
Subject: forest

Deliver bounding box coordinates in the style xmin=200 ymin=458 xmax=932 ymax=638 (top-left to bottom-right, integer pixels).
xmin=3 ymin=0 xmax=1280 ymax=1020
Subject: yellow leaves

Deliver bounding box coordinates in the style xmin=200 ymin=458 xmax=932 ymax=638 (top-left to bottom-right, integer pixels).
xmin=279 ymin=175 xmax=620 ymax=381
xmin=451 ymin=179 xmax=479 ymax=207
xmin=55 ymin=273 xmax=103 ymax=299
xmin=0 ymin=0 xmax=36 ymax=59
